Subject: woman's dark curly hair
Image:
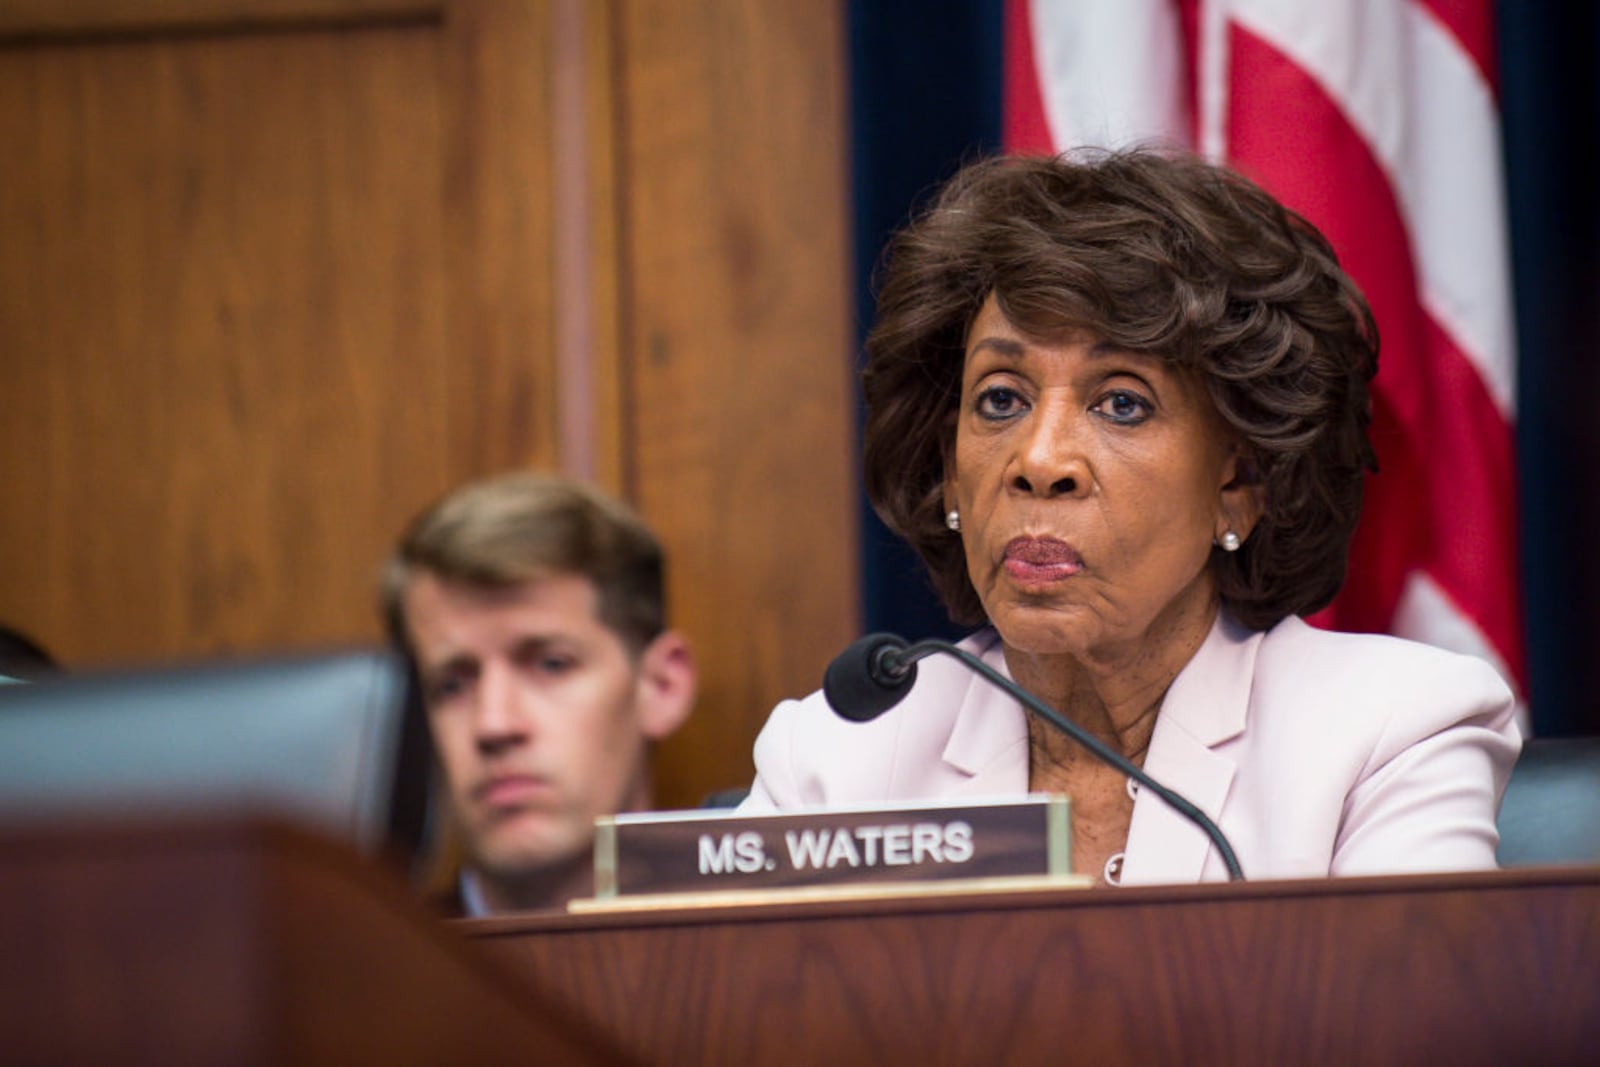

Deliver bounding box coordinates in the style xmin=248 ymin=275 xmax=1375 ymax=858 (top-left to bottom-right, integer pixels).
xmin=862 ymin=149 xmax=1379 ymax=632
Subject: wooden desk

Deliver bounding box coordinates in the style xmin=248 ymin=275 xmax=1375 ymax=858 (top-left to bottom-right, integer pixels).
xmin=465 ymin=868 xmax=1600 ymax=1064
xmin=0 ymin=820 xmax=635 ymax=1066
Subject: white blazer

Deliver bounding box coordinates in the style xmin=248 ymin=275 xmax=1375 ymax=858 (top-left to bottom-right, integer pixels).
xmin=740 ymin=613 xmax=1522 ymax=884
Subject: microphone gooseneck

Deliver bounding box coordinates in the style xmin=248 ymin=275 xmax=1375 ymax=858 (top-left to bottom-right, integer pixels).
xmin=822 ymin=633 xmax=1246 ymax=881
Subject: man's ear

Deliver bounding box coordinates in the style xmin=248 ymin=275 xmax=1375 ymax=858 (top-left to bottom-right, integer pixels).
xmin=1218 ymin=448 xmax=1267 ymax=544
xmin=634 ymin=630 xmax=696 ymax=741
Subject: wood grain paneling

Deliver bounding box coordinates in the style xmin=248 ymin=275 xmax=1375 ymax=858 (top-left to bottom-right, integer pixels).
xmin=0 ymin=0 xmax=439 ymax=40
xmin=0 ymin=25 xmax=444 ymax=660
xmin=615 ymin=1 xmax=857 ymax=807
xmin=469 ymin=870 xmax=1600 ymax=1064
xmin=550 ymin=0 xmax=624 ymax=489
xmin=437 ymin=0 xmax=561 ymax=475
xmin=0 ymin=820 xmax=635 ymax=1065
xmin=0 ymin=4 xmax=561 ymax=664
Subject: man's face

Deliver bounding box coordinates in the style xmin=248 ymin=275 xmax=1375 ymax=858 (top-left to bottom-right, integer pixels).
xmin=402 ymin=571 xmax=664 ymax=885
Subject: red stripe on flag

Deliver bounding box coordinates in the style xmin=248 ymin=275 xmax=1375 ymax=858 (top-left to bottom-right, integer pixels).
xmin=1414 ymin=0 xmax=1499 ymax=94
xmin=1003 ymin=0 xmax=1055 ymax=154
xmin=1226 ymin=23 xmax=1523 ymax=687
xmin=1176 ymin=0 xmax=1203 ymax=143
xmin=1323 ymin=320 xmax=1525 ymax=688
xmin=1415 ymin=311 xmax=1524 ymax=683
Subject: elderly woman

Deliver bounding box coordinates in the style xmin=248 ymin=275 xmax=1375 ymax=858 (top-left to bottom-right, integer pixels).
xmin=740 ymin=149 xmax=1521 ymax=885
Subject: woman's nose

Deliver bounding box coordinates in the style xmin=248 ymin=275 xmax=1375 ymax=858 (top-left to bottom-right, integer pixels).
xmin=1012 ymin=401 xmax=1089 ymax=497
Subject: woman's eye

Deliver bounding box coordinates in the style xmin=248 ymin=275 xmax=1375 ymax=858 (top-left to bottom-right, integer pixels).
xmin=1094 ymin=390 xmax=1152 ymax=425
xmin=975 ymin=385 xmax=1027 ymax=420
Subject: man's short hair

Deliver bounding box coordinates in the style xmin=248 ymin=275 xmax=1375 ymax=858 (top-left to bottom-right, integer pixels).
xmin=382 ymin=472 xmax=666 ymax=657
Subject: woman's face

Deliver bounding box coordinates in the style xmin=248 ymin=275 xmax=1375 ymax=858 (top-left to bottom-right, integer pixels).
xmin=946 ymin=296 xmax=1260 ymax=665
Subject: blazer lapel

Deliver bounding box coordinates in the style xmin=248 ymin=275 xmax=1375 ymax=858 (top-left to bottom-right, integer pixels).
xmin=940 ymin=631 xmax=1031 ymax=797
xmin=1123 ymin=613 xmax=1261 ymax=884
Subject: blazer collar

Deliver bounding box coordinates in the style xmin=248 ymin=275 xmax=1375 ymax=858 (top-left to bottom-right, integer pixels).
xmin=1124 ymin=610 xmax=1263 ymax=883
xmin=1152 ymin=609 xmax=1257 ymax=747
xmin=941 ymin=630 xmax=1031 ymax=795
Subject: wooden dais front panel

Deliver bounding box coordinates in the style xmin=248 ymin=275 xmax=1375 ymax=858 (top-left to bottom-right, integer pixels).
xmin=466 ymin=868 xmax=1600 ymax=1064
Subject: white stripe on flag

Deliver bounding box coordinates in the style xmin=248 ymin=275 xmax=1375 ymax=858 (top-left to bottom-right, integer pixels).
xmin=1029 ymin=0 xmax=1189 ymax=150
xmin=1195 ymin=0 xmax=1232 ymax=160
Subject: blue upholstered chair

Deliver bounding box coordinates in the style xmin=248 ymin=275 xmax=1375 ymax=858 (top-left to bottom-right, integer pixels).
xmin=1496 ymin=737 xmax=1600 ymax=867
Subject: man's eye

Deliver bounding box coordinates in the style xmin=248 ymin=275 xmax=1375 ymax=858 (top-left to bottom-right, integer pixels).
xmin=427 ymin=674 xmax=468 ymax=704
xmin=1093 ymin=390 xmax=1152 ymax=425
xmin=512 ymin=644 xmax=581 ymax=676
xmin=975 ymin=386 xmax=1027 ymax=419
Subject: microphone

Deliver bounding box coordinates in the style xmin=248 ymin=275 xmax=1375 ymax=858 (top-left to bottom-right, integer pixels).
xmin=823 ymin=633 xmax=1245 ymax=881
xmin=822 ymin=632 xmax=919 ymax=721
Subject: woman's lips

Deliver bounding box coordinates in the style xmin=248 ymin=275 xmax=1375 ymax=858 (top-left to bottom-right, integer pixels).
xmin=1002 ymin=537 xmax=1083 ymax=582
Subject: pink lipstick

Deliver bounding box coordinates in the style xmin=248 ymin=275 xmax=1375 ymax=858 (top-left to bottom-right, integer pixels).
xmin=1003 ymin=537 xmax=1083 ymax=583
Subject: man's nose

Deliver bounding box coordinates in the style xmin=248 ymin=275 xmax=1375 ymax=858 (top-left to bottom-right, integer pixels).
xmin=472 ymin=661 xmax=532 ymax=751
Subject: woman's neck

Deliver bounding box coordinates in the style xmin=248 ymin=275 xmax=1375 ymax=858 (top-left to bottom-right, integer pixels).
xmin=1003 ymin=588 xmax=1220 ymax=762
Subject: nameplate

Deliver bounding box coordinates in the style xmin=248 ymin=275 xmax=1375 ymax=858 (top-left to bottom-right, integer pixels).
xmin=591 ymin=794 xmax=1071 ymax=900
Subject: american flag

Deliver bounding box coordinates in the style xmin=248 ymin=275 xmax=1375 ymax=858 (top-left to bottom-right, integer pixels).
xmin=1004 ymin=0 xmax=1525 ymax=707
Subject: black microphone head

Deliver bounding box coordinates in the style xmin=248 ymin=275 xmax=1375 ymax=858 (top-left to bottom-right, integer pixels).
xmin=823 ymin=633 xmax=916 ymax=723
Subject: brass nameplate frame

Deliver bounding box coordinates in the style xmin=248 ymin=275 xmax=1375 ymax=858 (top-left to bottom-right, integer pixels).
xmin=590 ymin=794 xmax=1072 ymax=902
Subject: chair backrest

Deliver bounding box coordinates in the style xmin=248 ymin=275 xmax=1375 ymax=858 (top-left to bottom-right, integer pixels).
xmin=0 ymin=650 xmax=428 ymax=859
xmin=1496 ymin=737 xmax=1600 ymax=867
xmin=699 ymin=786 xmax=751 ymax=809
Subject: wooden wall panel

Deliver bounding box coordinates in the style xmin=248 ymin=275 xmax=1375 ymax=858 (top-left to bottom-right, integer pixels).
xmin=0 ymin=3 xmax=562 ymax=665
xmin=438 ymin=0 xmax=562 ymax=476
xmin=0 ymin=2 xmax=438 ymax=39
xmin=613 ymin=1 xmax=857 ymax=805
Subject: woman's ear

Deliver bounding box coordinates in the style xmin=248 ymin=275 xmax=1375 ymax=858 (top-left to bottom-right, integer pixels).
xmin=634 ymin=631 xmax=696 ymax=741
xmin=941 ymin=413 xmax=960 ymax=516
xmin=1218 ymin=450 xmax=1266 ymax=544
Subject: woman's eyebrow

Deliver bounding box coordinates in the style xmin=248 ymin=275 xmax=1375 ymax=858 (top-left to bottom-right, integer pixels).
xmin=967 ymin=336 xmax=1027 ymax=359
xmin=967 ymin=334 xmax=1164 ymax=372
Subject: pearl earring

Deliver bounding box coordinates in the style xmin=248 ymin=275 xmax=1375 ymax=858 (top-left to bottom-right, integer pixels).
xmin=1218 ymin=530 xmax=1242 ymax=552
xmin=945 ymin=510 xmax=961 ymax=532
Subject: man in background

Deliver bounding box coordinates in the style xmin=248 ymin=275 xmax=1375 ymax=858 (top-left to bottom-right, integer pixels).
xmin=382 ymin=472 xmax=696 ymax=915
